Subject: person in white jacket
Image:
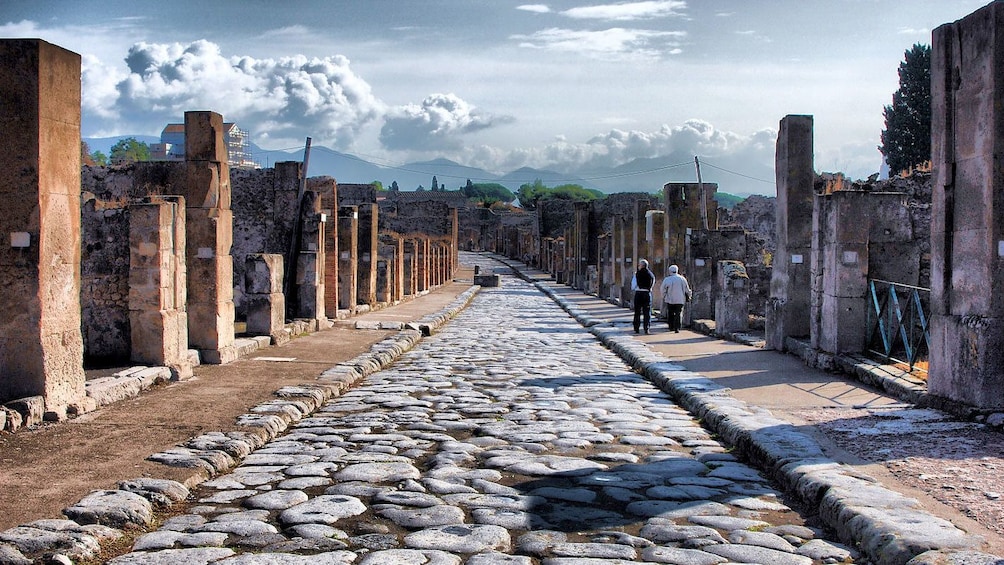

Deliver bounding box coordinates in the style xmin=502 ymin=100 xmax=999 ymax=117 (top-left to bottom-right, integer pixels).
xmin=659 ymin=264 xmax=692 ymax=332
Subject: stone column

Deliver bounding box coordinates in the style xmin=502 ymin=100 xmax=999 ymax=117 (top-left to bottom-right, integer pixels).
xmin=296 ymin=190 xmax=324 ymax=322
xmin=929 ymin=3 xmax=1004 ymax=408
xmin=647 ymin=210 xmax=667 ymax=305
xmin=715 ymin=260 xmax=750 ymax=335
xmin=766 ymin=114 xmax=814 ymax=351
xmin=403 ymin=239 xmax=417 ymax=296
xmin=129 ymin=198 xmax=192 ymax=379
xmin=337 ymin=206 xmax=358 ymax=313
xmin=0 ymin=40 xmax=85 ymax=420
xmin=311 ymin=177 xmax=339 ymax=321
xmin=245 ymin=254 xmax=287 ymax=344
xmin=417 ymin=237 xmax=431 ymax=292
xmin=573 ymin=202 xmax=589 ymax=289
xmin=356 ymin=203 xmax=378 ymax=307
xmin=182 ymin=111 xmax=236 ymax=364
xmin=810 ymin=191 xmax=871 ymax=355
xmin=380 ymin=235 xmax=404 ymax=303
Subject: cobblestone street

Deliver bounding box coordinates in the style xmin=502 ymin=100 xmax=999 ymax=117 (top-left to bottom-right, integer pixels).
xmin=109 ymin=257 xmax=856 ymax=564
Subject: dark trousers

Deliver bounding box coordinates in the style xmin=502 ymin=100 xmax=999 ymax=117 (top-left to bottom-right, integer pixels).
xmin=666 ymin=303 xmax=684 ymax=331
xmin=633 ymin=291 xmax=652 ymax=332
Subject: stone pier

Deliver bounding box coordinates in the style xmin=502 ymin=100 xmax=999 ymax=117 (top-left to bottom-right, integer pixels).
xmin=356 ymin=203 xmax=378 ymax=307
xmin=716 ymin=260 xmax=750 ymax=335
xmin=337 ymin=206 xmax=358 ymax=313
xmin=929 ymin=2 xmax=1004 ymax=409
xmin=245 ymin=254 xmax=287 ymax=344
xmin=128 ymin=198 xmax=192 ymax=379
xmin=0 ymin=40 xmax=86 ymax=420
xmin=766 ymin=115 xmax=814 ymax=351
xmin=181 ymin=111 xmax=236 ymax=364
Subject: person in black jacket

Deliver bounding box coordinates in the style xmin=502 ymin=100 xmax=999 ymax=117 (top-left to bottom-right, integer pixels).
xmin=630 ymin=259 xmax=656 ymax=334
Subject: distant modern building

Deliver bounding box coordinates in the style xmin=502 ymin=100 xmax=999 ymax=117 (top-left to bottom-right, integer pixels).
xmin=151 ymin=122 xmax=257 ymax=168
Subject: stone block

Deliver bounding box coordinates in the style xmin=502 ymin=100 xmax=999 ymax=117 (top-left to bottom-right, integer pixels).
xmin=246 ymin=293 xmax=285 ymax=337
xmin=186 ymin=207 xmax=234 ymax=258
xmin=130 ymin=309 xmax=184 ymax=367
xmin=5 ymin=395 xmax=45 ymax=428
xmin=188 ymin=297 xmax=236 ymax=352
xmin=246 ymin=254 xmax=284 ymax=294
xmin=184 ymin=111 xmax=227 ymax=163
xmin=188 ymin=253 xmax=234 ymax=302
xmin=200 ymin=345 xmax=239 ymax=365
xmin=184 ymin=161 xmax=231 ymax=209
xmin=474 ymin=274 xmax=501 ymax=287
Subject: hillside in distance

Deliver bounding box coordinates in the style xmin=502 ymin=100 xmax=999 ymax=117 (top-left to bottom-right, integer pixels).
xmin=84 ymin=137 xmax=777 ymax=197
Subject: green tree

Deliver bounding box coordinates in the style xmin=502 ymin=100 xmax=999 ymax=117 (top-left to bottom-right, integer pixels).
xmin=91 ymin=151 xmax=108 ymax=166
xmin=880 ymin=43 xmax=931 ymax=175
xmin=371 ymin=180 xmax=385 ymax=191
xmin=109 ymin=137 xmax=151 ymax=164
xmin=390 ymin=181 xmax=400 ymax=192
xmin=431 ymin=176 xmax=440 ymax=191
xmin=516 ymin=179 xmax=549 ymax=209
xmin=463 ymin=182 xmax=514 ymax=205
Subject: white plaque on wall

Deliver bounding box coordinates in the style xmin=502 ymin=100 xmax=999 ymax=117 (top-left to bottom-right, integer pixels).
xmin=842 ymin=250 xmax=858 ymax=265
xmin=695 ymin=258 xmax=706 ymax=267
xmin=791 ymin=254 xmax=804 ymax=264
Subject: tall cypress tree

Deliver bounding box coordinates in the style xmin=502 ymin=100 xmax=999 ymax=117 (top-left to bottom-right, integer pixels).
xmin=880 ymin=43 xmax=931 ymax=175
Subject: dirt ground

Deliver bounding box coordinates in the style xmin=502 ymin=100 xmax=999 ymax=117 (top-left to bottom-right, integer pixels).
xmin=0 ymin=280 xmax=471 ymax=532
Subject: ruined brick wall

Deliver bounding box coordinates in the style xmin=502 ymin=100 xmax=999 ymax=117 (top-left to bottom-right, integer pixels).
xmin=538 ymin=200 xmax=576 ymax=239
xmin=80 ymin=164 xmax=185 ymax=364
xmin=231 ymin=163 xmax=301 ymax=319
xmin=337 ymin=183 xmax=377 ymax=205
xmin=80 ymin=197 xmax=130 ymax=364
xmin=719 ymin=194 xmax=777 ymax=260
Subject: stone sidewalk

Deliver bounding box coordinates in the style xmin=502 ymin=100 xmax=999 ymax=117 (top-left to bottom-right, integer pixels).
xmin=494 ymin=254 xmax=1004 ymax=562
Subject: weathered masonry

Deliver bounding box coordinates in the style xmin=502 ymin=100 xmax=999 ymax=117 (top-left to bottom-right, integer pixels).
xmin=0 ymin=43 xmax=462 ymax=431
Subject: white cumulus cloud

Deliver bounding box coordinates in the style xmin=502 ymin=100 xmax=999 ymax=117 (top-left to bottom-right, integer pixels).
xmin=380 ymin=93 xmax=515 ymax=151
xmin=561 ymin=0 xmax=688 ymax=21
xmin=512 ymin=27 xmax=686 ymax=59
xmin=92 ymin=39 xmax=383 ymax=148
xmin=517 ymin=4 xmax=552 ymax=13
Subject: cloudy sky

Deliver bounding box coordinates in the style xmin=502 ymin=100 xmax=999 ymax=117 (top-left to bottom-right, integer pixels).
xmin=1 ymin=0 xmax=988 ymax=191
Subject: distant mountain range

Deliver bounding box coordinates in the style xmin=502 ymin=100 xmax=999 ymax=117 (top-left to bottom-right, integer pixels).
xmin=84 ymin=136 xmax=776 ymax=197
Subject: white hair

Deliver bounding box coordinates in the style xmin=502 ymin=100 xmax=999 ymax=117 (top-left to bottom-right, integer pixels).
xmin=669 ymin=264 xmax=679 ymax=274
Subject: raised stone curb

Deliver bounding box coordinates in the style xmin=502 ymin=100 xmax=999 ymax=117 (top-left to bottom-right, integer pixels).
xmin=526 ymin=272 xmax=993 ymax=565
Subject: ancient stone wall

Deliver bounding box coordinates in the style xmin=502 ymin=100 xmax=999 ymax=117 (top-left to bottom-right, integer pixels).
xmin=80 ymin=199 xmax=130 ymax=363
xmin=230 ymin=163 xmax=301 ymax=318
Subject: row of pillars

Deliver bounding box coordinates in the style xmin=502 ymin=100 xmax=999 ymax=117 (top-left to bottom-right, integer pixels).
xmin=0 ymin=39 xmax=459 ymax=422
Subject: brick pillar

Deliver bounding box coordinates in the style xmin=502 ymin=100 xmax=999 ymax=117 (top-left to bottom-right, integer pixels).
xmin=929 ymin=4 xmax=1004 ymax=408
xmin=766 ymin=114 xmax=814 ymax=351
xmin=129 ymin=198 xmax=191 ymax=379
xmin=312 ymin=177 xmax=338 ymax=320
xmin=337 ymin=206 xmax=358 ymax=313
xmin=417 ymin=237 xmax=430 ymax=292
xmin=356 ymin=203 xmax=377 ymax=306
xmin=573 ymin=202 xmax=589 ymax=289
xmin=0 ymin=40 xmax=85 ymax=419
xmin=296 ymin=190 xmax=324 ymax=321
xmin=245 ymin=254 xmax=286 ymax=344
xmin=182 ymin=111 xmax=236 ymax=364
xmin=380 ymin=235 xmax=404 ymax=302
xmin=403 ymin=239 xmax=417 ymax=296
xmin=648 ymin=211 xmax=667 ymax=305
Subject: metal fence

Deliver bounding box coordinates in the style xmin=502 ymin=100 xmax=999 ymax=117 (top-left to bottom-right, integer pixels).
xmin=866 ymin=279 xmax=931 ymax=373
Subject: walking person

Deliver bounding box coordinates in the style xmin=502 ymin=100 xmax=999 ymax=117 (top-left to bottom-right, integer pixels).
xmin=631 ymin=259 xmax=656 ymax=334
xmin=660 ymin=264 xmax=692 ymax=333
